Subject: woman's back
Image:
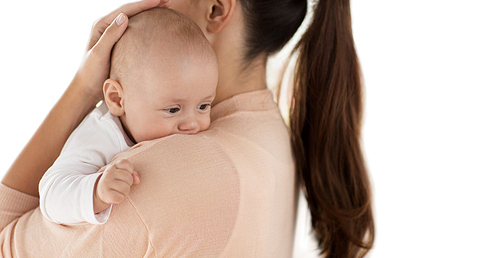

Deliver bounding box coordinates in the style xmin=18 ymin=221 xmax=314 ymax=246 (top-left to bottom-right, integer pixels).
xmin=0 ymin=90 xmax=297 ymax=257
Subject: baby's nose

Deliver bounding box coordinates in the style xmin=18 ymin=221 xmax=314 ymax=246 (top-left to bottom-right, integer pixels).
xmin=178 ymin=119 xmax=200 ymax=134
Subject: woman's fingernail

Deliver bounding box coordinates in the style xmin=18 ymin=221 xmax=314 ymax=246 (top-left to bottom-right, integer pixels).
xmin=116 ymin=13 xmax=125 ymax=26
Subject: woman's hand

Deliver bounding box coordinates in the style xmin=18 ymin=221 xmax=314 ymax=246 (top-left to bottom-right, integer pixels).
xmin=73 ymin=0 xmax=173 ymax=101
xmin=1 ymin=0 xmax=171 ymax=197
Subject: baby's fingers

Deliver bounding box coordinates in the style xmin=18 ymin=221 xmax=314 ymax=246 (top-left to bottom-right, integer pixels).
xmin=100 ymin=187 xmax=126 ymax=204
xmin=113 ymin=159 xmax=134 ymax=173
xmin=107 ymin=169 xmax=133 ymax=187
xmin=99 ymin=179 xmax=131 ymax=205
xmin=109 ymin=179 xmax=133 ymax=197
xmin=112 ymin=159 xmax=139 ymax=185
xmin=132 ymin=171 xmax=140 ymax=184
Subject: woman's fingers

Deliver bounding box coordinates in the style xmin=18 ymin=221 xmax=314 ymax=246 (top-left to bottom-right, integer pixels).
xmin=89 ymin=13 xmax=128 ymax=58
xmin=158 ymin=0 xmax=173 ymax=8
xmin=77 ymin=0 xmax=173 ymax=98
xmin=87 ymin=0 xmax=168 ymax=50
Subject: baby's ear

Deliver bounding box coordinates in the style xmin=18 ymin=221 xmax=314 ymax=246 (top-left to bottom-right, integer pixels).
xmin=103 ymin=79 xmax=125 ymax=116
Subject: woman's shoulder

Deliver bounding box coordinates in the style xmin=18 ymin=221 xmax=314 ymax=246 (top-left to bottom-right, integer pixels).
xmin=113 ymin=133 xmax=240 ymax=256
xmin=105 ymin=91 xmax=296 ymax=256
xmin=116 ymin=88 xmax=291 ymax=165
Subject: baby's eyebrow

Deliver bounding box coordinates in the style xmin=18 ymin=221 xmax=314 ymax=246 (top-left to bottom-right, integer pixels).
xmin=169 ymin=97 xmax=188 ymax=103
xmin=158 ymin=98 xmax=184 ymax=106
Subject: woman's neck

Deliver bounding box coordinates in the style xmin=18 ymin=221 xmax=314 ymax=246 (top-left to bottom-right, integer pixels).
xmin=207 ymin=4 xmax=268 ymax=106
xmin=213 ymin=53 xmax=268 ymax=106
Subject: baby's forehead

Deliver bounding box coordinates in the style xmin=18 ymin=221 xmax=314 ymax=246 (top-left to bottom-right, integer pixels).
xmin=111 ymin=8 xmax=216 ymax=82
xmin=124 ymin=8 xmax=209 ymax=53
xmin=118 ymin=37 xmax=213 ymax=87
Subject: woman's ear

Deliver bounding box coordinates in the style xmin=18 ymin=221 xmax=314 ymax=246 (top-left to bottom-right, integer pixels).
xmin=103 ymin=79 xmax=125 ymax=116
xmin=206 ymin=0 xmax=236 ymax=33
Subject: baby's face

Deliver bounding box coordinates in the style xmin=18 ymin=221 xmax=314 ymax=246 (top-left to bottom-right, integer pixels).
xmin=120 ymin=50 xmax=218 ymax=143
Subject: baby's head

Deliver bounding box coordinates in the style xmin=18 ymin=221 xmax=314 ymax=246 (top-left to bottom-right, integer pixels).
xmin=104 ymin=8 xmax=218 ymax=143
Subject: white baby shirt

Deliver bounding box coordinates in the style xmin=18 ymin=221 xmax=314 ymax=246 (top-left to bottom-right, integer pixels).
xmin=39 ymin=103 xmax=134 ymax=224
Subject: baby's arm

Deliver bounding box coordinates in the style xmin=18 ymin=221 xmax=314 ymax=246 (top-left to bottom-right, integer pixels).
xmin=39 ymin=104 xmax=133 ymax=224
xmin=94 ymin=159 xmax=140 ymax=213
xmin=39 ymin=161 xmax=105 ymax=224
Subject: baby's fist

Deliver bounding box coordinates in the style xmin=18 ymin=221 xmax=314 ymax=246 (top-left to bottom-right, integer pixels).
xmin=94 ymin=159 xmax=140 ymax=213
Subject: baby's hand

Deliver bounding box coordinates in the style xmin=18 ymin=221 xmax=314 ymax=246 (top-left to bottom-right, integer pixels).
xmin=93 ymin=159 xmax=140 ymax=213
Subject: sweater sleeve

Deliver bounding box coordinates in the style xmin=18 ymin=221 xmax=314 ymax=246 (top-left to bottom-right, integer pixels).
xmin=38 ymin=104 xmax=131 ymax=225
xmin=0 ymin=184 xmax=39 ymax=230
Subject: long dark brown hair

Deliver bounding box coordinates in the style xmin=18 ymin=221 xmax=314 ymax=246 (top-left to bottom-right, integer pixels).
xmin=240 ymin=0 xmax=375 ymax=258
xmin=240 ymin=0 xmax=375 ymax=257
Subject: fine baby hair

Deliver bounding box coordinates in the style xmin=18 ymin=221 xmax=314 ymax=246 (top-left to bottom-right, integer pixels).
xmin=110 ymin=7 xmax=216 ymax=87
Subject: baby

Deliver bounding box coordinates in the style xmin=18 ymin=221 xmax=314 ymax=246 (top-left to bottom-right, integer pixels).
xmin=39 ymin=8 xmax=218 ymax=224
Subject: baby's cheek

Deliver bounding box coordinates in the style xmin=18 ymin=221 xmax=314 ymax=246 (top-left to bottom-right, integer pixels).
xmin=140 ymin=125 xmax=174 ymax=142
xmin=200 ymin=117 xmax=211 ymax=131
xmin=156 ymin=127 xmax=175 ymax=139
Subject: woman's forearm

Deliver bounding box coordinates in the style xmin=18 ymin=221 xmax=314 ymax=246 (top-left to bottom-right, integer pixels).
xmin=2 ymin=0 xmax=170 ymax=198
xmin=2 ymin=77 xmax=100 ymax=197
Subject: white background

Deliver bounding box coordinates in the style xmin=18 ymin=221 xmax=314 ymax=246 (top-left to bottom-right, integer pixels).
xmin=1 ymin=1 xmax=499 ymax=257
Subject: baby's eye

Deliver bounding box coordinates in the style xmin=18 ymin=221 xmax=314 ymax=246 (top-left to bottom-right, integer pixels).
xmin=165 ymin=107 xmax=180 ymax=114
xmin=197 ymin=104 xmax=211 ymax=111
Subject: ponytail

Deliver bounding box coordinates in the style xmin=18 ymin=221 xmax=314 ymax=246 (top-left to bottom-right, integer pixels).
xmin=288 ymin=0 xmax=375 ymax=257
xmin=238 ymin=0 xmax=374 ymax=255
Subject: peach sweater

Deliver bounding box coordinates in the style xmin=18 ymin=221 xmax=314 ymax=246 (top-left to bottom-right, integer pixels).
xmin=0 ymin=90 xmax=298 ymax=257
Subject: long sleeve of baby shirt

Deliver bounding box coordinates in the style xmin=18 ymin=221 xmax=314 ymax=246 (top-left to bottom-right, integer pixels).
xmin=39 ymin=103 xmax=133 ymax=225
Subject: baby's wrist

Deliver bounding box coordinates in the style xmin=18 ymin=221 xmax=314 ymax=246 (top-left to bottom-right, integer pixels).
xmin=93 ymin=191 xmax=110 ymax=214
xmin=93 ymin=176 xmax=110 ymax=214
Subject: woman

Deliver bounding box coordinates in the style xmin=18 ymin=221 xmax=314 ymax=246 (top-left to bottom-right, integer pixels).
xmin=0 ymin=0 xmax=374 ymax=257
